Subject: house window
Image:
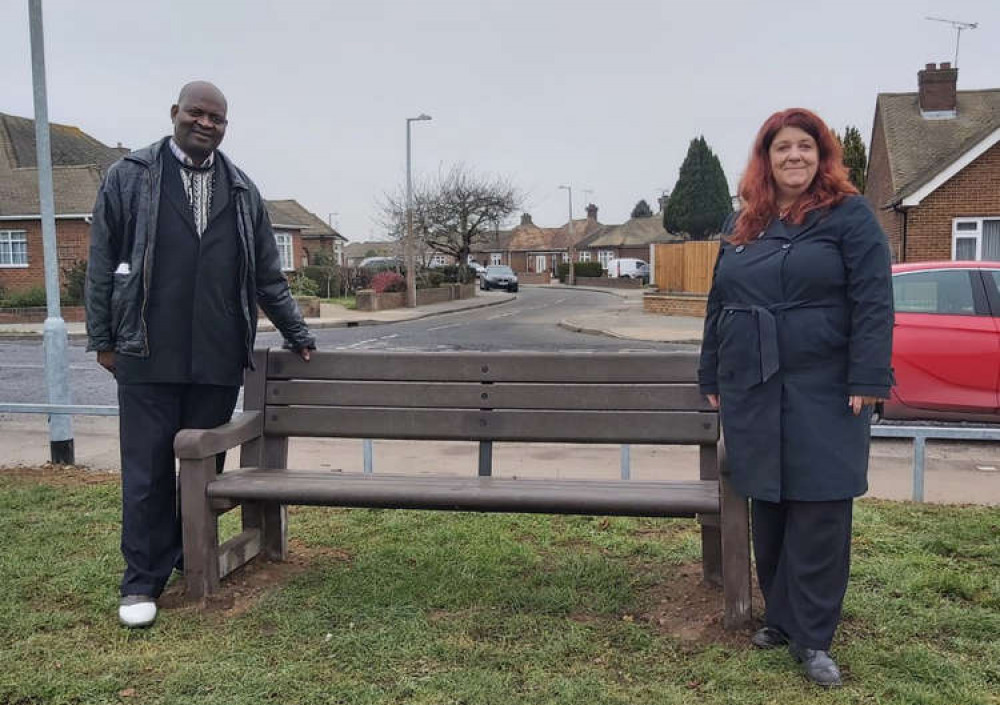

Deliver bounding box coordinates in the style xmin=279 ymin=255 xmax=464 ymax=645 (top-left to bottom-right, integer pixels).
xmin=275 ymin=232 xmax=294 ymax=271
xmin=952 ymin=218 xmax=1000 ymax=261
xmin=430 ymin=253 xmax=448 ymax=267
xmin=578 ymin=251 xmax=591 ymax=262
xmin=561 ymin=252 xmax=569 ymax=263
xmin=0 ymin=230 xmax=28 ymax=267
xmin=598 ymin=250 xmax=614 ymax=269
xmin=490 ymin=253 xmax=502 ymax=266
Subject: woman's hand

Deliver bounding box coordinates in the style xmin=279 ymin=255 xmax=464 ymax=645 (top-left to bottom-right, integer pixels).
xmin=706 ymin=394 xmax=719 ymax=409
xmin=848 ymin=395 xmax=879 ymax=416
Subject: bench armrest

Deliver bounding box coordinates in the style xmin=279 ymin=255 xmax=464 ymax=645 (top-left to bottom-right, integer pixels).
xmin=174 ymin=411 xmax=264 ymax=460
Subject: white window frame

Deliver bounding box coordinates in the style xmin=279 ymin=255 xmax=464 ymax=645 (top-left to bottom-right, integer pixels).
xmin=952 ymin=217 xmax=1000 ymax=261
xmin=490 ymin=252 xmax=502 ymax=266
xmin=275 ymin=231 xmax=294 ymax=272
xmin=534 ymin=254 xmax=547 ymax=272
xmin=430 ymin=253 xmax=449 ymax=267
xmin=0 ymin=230 xmax=29 ymax=268
xmin=598 ymin=250 xmax=615 ymax=268
xmin=561 ymin=252 xmax=569 ymax=263
xmin=578 ymin=250 xmax=591 ymax=262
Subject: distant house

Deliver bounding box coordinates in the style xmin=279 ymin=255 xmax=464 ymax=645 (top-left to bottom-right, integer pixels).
xmin=343 ymin=240 xmax=400 ymax=268
xmin=470 ymin=206 xmax=603 ymax=275
xmin=865 ymin=63 xmax=1000 ymax=262
xmin=0 ymin=112 xmax=124 ymax=293
xmin=0 ymin=111 xmax=332 ymax=294
xmin=265 ymin=199 xmax=346 ymax=270
xmin=577 ymin=198 xmax=681 ymax=268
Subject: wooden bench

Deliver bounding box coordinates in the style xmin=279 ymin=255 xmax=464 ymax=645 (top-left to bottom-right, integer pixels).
xmin=175 ymin=349 xmax=752 ymax=629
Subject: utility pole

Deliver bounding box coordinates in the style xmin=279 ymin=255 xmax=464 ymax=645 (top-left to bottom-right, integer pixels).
xmin=559 ymin=185 xmax=575 ymax=285
xmin=405 ymin=114 xmax=432 ymax=307
xmin=28 ymin=0 xmax=74 ymax=464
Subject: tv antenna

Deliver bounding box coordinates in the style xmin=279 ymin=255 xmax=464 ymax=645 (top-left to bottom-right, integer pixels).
xmin=925 ymin=16 xmax=978 ymax=67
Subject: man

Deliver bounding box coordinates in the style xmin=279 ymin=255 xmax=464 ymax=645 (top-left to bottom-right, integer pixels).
xmin=86 ymin=81 xmax=315 ymax=628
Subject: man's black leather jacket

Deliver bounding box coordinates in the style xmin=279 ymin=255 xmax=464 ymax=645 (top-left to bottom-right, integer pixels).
xmin=85 ymin=137 xmax=315 ymax=367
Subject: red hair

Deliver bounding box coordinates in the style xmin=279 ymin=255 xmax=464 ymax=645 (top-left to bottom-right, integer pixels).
xmin=731 ymin=108 xmax=857 ymax=244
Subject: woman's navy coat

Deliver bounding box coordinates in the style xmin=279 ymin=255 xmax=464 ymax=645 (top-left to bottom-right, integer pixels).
xmin=698 ymin=195 xmax=894 ymax=502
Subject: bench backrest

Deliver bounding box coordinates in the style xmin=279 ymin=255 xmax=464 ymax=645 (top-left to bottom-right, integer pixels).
xmin=246 ymin=349 xmax=717 ymax=445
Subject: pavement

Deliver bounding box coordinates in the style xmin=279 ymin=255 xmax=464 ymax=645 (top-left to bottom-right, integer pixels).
xmin=2 ymin=284 xmax=997 ymax=505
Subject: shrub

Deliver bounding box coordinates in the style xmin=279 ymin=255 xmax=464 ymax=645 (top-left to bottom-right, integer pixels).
xmin=436 ymin=264 xmax=476 ymax=284
xmin=287 ymin=271 xmax=319 ymax=297
xmin=557 ymin=261 xmax=604 ymax=283
xmin=61 ymin=259 xmax=88 ymax=305
xmin=299 ymin=265 xmax=342 ymax=298
xmin=418 ymin=270 xmax=445 ymax=289
xmin=371 ymin=271 xmax=406 ymax=294
xmin=1 ymin=285 xmax=48 ymax=308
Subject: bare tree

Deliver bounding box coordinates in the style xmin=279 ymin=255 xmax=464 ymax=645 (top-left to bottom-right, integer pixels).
xmin=380 ymin=164 xmax=522 ymax=277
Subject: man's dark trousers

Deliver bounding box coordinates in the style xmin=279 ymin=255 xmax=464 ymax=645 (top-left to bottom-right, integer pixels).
xmin=118 ymin=383 xmax=239 ymax=598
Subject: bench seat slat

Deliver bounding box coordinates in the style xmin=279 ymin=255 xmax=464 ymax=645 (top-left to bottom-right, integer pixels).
xmin=264 ymin=407 xmax=718 ymax=444
xmin=268 ymin=350 xmax=699 ymax=383
xmin=207 ymin=470 xmax=720 ymax=517
xmin=267 ymin=381 xmax=712 ymax=411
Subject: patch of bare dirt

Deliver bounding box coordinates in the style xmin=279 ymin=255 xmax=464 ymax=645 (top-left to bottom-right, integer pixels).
xmin=0 ymin=464 xmax=118 ymax=486
xmin=158 ymin=537 xmax=353 ymax=618
xmin=618 ymin=563 xmax=764 ymax=649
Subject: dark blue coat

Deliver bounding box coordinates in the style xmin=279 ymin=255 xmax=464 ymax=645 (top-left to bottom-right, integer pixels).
xmin=698 ymin=195 xmax=894 ymax=502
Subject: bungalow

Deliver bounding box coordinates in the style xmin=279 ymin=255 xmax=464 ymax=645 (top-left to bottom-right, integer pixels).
xmin=0 ymin=111 xmax=327 ymax=294
xmin=0 ymin=112 xmax=123 ymax=293
xmin=470 ymin=206 xmax=603 ymax=275
xmin=865 ymin=63 xmax=1000 ymax=262
xmin=577 ymin=197 xmax=681 ymax=268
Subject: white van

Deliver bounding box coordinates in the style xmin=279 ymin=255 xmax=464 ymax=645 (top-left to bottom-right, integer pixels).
xmin=605 ymin=258 xmax=647 ymax=279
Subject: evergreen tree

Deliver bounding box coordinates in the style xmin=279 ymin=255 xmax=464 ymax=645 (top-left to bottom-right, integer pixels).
xmin=630 ymin=199 xmax=653 ymax=218
xmin=664 ymin=136 xmax=732 ymax=239
xmin=842 ymin=125 xmax=867 ymax=193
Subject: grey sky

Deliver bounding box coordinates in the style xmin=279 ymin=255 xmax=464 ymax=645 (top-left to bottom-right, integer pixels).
xmin=2 ymin=0 xmax=998 ymax=241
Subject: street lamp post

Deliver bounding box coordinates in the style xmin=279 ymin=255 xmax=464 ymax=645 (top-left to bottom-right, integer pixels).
xmin=406 ymin=114 xmax=432 ymax=308
xmin=558 ymin=185 xmax=575 ymax=286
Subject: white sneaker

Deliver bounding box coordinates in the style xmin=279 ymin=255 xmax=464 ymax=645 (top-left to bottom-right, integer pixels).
xmin=118 ymin=595 xmax=157 ymax=628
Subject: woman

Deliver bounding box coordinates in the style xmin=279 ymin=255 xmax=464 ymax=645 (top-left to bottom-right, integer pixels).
xmin=698 ymin=108 xmax=893 ymax=687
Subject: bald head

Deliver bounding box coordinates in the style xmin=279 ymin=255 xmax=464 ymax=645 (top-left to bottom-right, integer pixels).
xmin=170 ymin=81 xmax=228 ymax=165
xmin=176 ymin=81 xmax=227 ymax=110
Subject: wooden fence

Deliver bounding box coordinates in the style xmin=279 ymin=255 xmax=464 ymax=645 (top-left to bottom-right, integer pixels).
xmin=652 ymin=241 xmax=719 ymax=294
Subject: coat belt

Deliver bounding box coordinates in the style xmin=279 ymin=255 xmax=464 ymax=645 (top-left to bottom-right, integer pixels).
xmin=722 ymin=301 xmax=838 ymax=386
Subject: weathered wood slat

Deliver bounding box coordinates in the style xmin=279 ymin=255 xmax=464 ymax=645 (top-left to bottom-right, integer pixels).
xmin=218 ymin=528 xmax=261 ymax=579
xmin=266 ymin=380 xmax=711 ymax=411
xmin=264 ymin=407 xmax=718 ymax=444
xmin=267 ymin=350 xmax=700 ymax=383
xmin=207 ymin=471 xmax=720 ymax=517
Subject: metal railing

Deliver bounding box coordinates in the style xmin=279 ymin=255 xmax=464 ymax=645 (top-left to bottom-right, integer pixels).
xmin=2 ymin=403 xmax=997 ymax=503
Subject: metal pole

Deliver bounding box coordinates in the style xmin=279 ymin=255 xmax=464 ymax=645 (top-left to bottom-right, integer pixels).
xmin=559 ymin=185 xmax=575 ymax=285
xmin=28 ymin=0 xmax=74 ymax=465
xmin=405 ymin=120 xmax=415 ymax=308
xmin=912 ymin=435 xmax=926 ymax=503
xmin=404 ymin=114 xmax=431 ymax=308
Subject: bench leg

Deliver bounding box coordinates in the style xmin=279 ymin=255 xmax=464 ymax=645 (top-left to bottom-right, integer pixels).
xmin=699 ymin=445 xmax=723 ymax=587
xmin=180 ymin=456 xmax=220 ymax=599
xmin=718 ymin=440 xmax=752 ymax=630
xmin=257 ymin=436 xmax=289 ymax=560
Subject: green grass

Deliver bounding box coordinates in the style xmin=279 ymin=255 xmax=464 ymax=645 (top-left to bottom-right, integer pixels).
xmin=321 ymin=296 xmax=357 ymax=310
xmin=1 ymin=469 xmax=998 ymax=705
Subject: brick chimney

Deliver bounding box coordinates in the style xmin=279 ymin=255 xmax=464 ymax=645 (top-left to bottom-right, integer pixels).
xmin=585 ymin=203 xmax=598 ymax=221
xmin=520 ymin=213 xmax=533 ymax=226
xmin=918 ymin=62 xmax=958 ymax=119
xmin=657 ymin=194 xmax=669 ymax=213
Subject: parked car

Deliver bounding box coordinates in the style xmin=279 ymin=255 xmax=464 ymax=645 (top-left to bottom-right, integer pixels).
xmin=883 ymin=260 xmax=1000 ymax=422
xmin=606 ymin=258 xmax=648 ymax=279
xmin=468 ymin=261 xmax=487 ymax=277
xmin=480 ymin=265 xmax=519 ymax=292
xmin=635 ymin=262 xmax=650 ymax=284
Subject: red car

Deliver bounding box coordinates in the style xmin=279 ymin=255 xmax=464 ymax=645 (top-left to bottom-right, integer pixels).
xmin=883 ymin=261 xmax=1000 ymax=422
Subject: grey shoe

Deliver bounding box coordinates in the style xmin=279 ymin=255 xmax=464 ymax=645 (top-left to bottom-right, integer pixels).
xmin=789 ymin=643 xmax=843 ymax=687
xmin=750 ymin=626 xmax=789 ymax=649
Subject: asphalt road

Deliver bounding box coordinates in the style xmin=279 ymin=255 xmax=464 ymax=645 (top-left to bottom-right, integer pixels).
xmin=0 ymin=287 xmax=689 ymax=406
